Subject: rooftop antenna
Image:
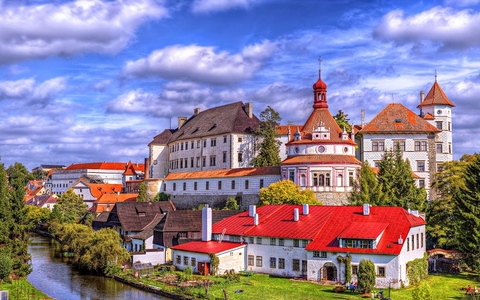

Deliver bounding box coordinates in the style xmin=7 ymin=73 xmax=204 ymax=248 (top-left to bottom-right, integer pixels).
xmin=318 ymin=56 xmax=323 ymax=79
xmin=435 ymin=69 xmax=437 ymax=82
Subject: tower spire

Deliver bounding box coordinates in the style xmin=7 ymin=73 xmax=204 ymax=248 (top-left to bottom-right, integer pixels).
xmin=318 ymin=56 xmax=323 ymax=79
xmin=435 ymin=69 xmax=437 ymax=82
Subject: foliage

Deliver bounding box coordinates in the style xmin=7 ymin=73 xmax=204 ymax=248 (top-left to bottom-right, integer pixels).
xmin=0 ymin=253 xmax=12 ymax=282
xmin=348 ymin=161 xmax=384 ymax=206
xmin=333 ymin=110 xmax=351 ymax=132
xmin=258 ymin=180 xmax=321 ymax=206
xmin=51 ymin=188 xmax=88 ymax=223
xmin=357 ymin=259 xmax=376 ymax=294
xmin=32 ymin=169 xmax=48 ymax=180
xmin=224 ymin=197 xmax=239 ymax=210
xmin=152 ymin=192 xmax=170 ymax=202
xmin=209 ymin=253 xmax=219 ymax=275
xmin=137 ymin=181 xmax=147 ymax=202
xmin=223 ymin=269 xmax=240 ymax=283
xmin=452 ymin=153 xmax=480 ymax=272
xmin=407 ymin=253 xmax=429 ymax=285
xmin=411 ymin=281 xmax=433 ymax=300
xmin=252 ymin=106 xmax=282 ymax=167
xmin=24 ymin=205 xmax=51 ymax=229
xmin=104 ymin=264 xmax=123 ymax=277
xmin=345 ymin=254 xmax=352 ymax=285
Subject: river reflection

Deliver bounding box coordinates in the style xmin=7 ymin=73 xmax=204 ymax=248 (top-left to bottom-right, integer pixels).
xmin=28 ymin=234 xmax=166 ymax=300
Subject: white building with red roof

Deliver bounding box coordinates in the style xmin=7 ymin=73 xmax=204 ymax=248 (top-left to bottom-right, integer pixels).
xmin=171 ymin=205 xmax=426 ymax=289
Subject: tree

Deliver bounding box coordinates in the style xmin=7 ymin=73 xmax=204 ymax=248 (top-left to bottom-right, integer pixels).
xmin=412 ymin=281 xmax=433 ymax=300
xmin=348 ymin=161 xmax=384 ymax=206
xmin=333 ymin=110 xmax=351 ymax=132
xmin=357 ymin=259 xmax=376 ymax=294
xmin=258 ymin=180 xmax=321 ymax=206
xmin=152 ymin=192 xmax=170 ymax=202
xmin=224 ymin=197 xmax=239 ymax=210
xmin=137 ymin=181 xmax=147 ymax=202
xmin=253 ymin=106 xmax=282 ymax=167
xmin=25 ymin=205 xmax=51 ymax=229
xmin=452 ymin=153 xmax=480 ymax=272
xmin=52 ymin=188 xmax=88 ymax=223
xmin=0 ymin=253 xmax=12 ymax=282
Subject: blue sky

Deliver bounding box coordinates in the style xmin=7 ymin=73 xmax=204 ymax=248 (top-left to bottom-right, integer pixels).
xmin=1 ymin=0 xmax=479 ymax=170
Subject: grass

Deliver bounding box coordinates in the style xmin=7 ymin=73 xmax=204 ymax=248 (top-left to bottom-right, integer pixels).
xmin=0 ymin=278 xmax=52 ymax=300
xmin=123 ymin=271 xmax=480 ymax=300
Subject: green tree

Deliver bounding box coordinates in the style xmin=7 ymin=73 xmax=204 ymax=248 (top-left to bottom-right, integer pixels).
xmin=348 ymin=161 xmax=384 ymax=206
xmin=253 ymin=106 xmax=282 ymax=167
xmin=137 ymin=181 xmax=147 ymax=202
xmin=412 ymin=281 xmax=433 ymax=300
xmin=0 ymin=253 xmax=12 ymax=282
xmin=333 ymin=110 xmax=351 ymax=132
xmin=258 ymin=180 xmax=321 ymax=206
xmin=224 ymin=197 xmax=239 ymax=210
xmin=52 ymin=188 xmax=88 ymax=223
xmin=357 ymin=259 xmax=376 ymax=294
xmin=24 ymin=205 xmax=51 ymax=229
xmin=452 ymin=153 xmax=480 ymax=272
xmin=152 ymin=192 xmax=170 ymax=202
xmin=377 ymin=149 xmax=427 ymax=211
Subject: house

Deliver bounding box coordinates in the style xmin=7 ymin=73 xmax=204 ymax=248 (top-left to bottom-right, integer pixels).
xmin=172 ymin=205 xmax=426 ymax=289
xmin=70 ymin=175 xmax=123 ymax=208
xmin=24 ymin=180 xmax=47 ymax=202
xmin=357 ymin=78 xmax=454 ymax=200
xmin=25 ymin=194 xmax=57 ymax=210
xmin=89 ymin=192 xmax=138 ymax=215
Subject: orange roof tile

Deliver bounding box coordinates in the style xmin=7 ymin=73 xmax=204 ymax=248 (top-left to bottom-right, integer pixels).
xmin=89 ymin=184 xmax=123 ymax=198
xmin=166 ymin=166 xmax=280 ymax=180
xmin=66 ymin=162 xmax=130 ymax=170
xmin=418 ymin=81 xmax=455 ymax=108
xmin=300 ymin=108 xmax=356 ymax=145
xmin=282 ymin=154 xmax=361 ymax=165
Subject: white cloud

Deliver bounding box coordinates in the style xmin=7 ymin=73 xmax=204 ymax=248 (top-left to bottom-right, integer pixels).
xmin=0 ymin=79 xmax=35 ymax=99
xmin=374 ymin=6 xmax=480 ymax=50
xmin=122 ymin=41 xmax=277 ymax=85
xmin=0 ymin=0 xmax=167 ymax=64
xmin=191 ymin=0 xmax=263 ymax=13
xmin=32 ymin=77 xmax=68 ymax=105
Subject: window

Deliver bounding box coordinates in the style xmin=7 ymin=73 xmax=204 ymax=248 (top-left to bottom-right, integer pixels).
xmin=173 ymin=183 xmax=176 ymax=191
xmin=185 ymin=142 xmax=188 ymax=150
xmin=270 ymin=257 xmax=276 ymax=268
xmin=238 ymin=137 xmax=243 ymax=143
xmin=223 ymin=152 xmax=227 ymax=163
xmin=415 ymin=140 xmax=428 ymax=151
xmin=320 ymin=251 xmax=327 ymax=258
xmin=256 ymin=256 xmax=262 ymax=267
xmin=179 ymin=232 xmax=187 ymax=238
xmin=302 ymin=260 xmax=307 ymax=273
xmin=218 ymin=181 xmax=222 ymax=190
xmin=302 ymin=240 xmax=308 ymax=247
xmin=419 ymin=179 xmax=425 ymax=187
xmin=292 ymin=259 xmax=300 ymax=271
xmin=190 ymin=157 xmax=194 ymax=168
xmin=191 ymin=141 xmax=194 ymax=149
xmin=407 ymin=237 xmax=410 ymax=251
xmin=210 ymin=156 xmax=216 ymax=166
xmin=180 ymin=160 xmax=183 ymax=168
xmin=223 ymin=135 xmax=227 ymax=143
xmin=211 ymin=138 xmax=216 ymax=147
xmin=279 ymin=258 xmax=285 ymax=269
xmin=183 ymin=256 xmax=188 ymax=265
xmin=393 ymin=140 xmax=406 ymax=151
xmin=372 ymin=140 xmax=385 ymax=151
xmin=231 ymin=180 xmax=235 ymax=190
xmin=196 ymin=157 xmax=200 ymax=167
xmin=411 ymin=234 xmax=415 ymax=249
xmin=191 ymin=257 xmax=196 ymax=267
xmin=349 ymin=171 xmax=355 ymax=187
xmin=293 ymin=239 xmax=300 ymax=247
xmin=194 ymin=182 xmax=197 ymax=191
xmin=417 ymin=161 xmax=425 ymax=172
xmin=377 ymin=267 xmax=386 ymax=277
xmin=181 ymin=142 xmax=184 ymax=151
xmin=206 ymin=181 xmax=209 ymax=190
xmin=417 ymin=234 xmax=419 ymax=249
xmin=352 ymin=265 xmax=358 ymax=275
xmin=436 ymin=121 xmax=443 ymax=130
xmin=197 ymin=140 xmax=200 ymax=148
xmin=203 ymin=140 xmax=207 ymax=147
xmin=202 ymin=156 xmax=206 ymax=167
xmin=176 ymin=255 xmax=181 ymax=264
xmin=270 ymin=238 xmax=276 ymax=245
xmin=245 ymin=180 xmax=249 ymax=189
xmin=279 ymin=238 xmax=284 ymax=246
xmin=448 ymin=122 xmax=451 ymax=131
xmin=238 ymin=152 xmax=243 ymax=163
xmin=313 ymin=251 xmax=320 ymax=257
xmin=421 ymin=232 xmax=424 ymax=248
xmin=256 ymin=237 xmax=262 ymax=244
xmin=248 ymin=237 xmax=254 ymax=244
xmin=248 ymin=255 xmax=254 ymax=266
xmin=260 ymin=179 xmax=264 ymax=188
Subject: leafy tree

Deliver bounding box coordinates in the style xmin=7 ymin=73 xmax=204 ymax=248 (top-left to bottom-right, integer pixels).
xmin=52 ymin=188 xmax=88 ymax=223
xmin=377 ymin=149 xmax=427 ymax=211
xmin=333 ymin=110 xmax=351 ymax=132
xmin=24 ymin=205 xmax=51 ymax=229
xmin=32 ymin=169 xmax=47 ymax=180
xmin=258 ymin=180 xmax=321 ymax=206
xmin=357 ymin=259 xmax=376 ymax=294
xmin=253 ymin=106 xmax=282 ymax=167
xmin=0 ymin=253 xmax=12 ymax=282
xmin=412 ymin=281 xmax=433 ymax=300
xmin=452 ymin=153 xmax=480 ymax=272
xmin=224 ymin=197 xmax=239 ymax=210
xmin=348 ymin=161 xmax=384 ymax=206
xmin=152 ymin=192 xmax=170 ymax=202
xmin=137 ymin=181 xmax=147 ymax=202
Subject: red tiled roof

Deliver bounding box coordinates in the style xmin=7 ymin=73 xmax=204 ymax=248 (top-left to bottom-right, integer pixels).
xmin=89 ymin=184 xmax=123 ymax=198
xmin=418 ymin=81 xmax=455 ymax=108
xmin=123 ymin=161 xmax=145 ymax=175
xmin=423 ymin=113 xmax=435 ymax=120
xmin=66 ymin=162 xmax=129 ymax=171
xmin=338 ymin=222 xmax=388 ymax=239
xmin=171 ymin=241 xmax=245 ymax=254
xmin=281 ymin=154 xmax=361 ymax=165
xmin=212 ymin=205 xmax=425 ymax=255
xmin=360 ymin=103 xmax=441 ymax=134
xmin=276 ymin=124 xmax=301 ymax=135
xmin=299 ymin=108 xmax=356 ymax=145
xmin=166 ymin=166 xmax=280 ymax=180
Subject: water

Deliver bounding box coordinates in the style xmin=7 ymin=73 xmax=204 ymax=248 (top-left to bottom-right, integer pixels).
xmin=28 ymin=234 xmax=167 ymax=300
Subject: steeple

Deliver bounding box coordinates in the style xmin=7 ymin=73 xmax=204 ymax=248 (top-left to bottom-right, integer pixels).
xmin=313 ymin=57 xmax=328 ymax=109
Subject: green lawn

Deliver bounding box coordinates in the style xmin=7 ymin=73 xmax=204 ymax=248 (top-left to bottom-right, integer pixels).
xmin=0 ymin=278 xmax=52 ymax=300
xmin=129 ymin=271 xmax=480 ymax=300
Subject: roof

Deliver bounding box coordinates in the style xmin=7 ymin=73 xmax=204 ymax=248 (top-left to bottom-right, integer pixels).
xmin=149 ymin=129 xmax=175 ymax=146
xmin=155 ymin=210 xmax=241 ymax=233
xmin=360 ymin=103 xmax=441 ymax=134
xmin=90 ymin=193 xmax=138 ymax=213
xmin=107 ymin=201 xmax=176 ymax=231
xmin=65 ymin=162 xmax=134 ymax=171
xmin=281 ymin=154 xmax=361 ymax=165
xmin=171 ymin=241 xmax=245 ymax=254
xmin=169 ymin=102 xmax=259 ymax=142
xmin=132 ymin=213 xmax=165 ymax=240
xmin=212 ymin=205 xmax=425 ymax=255
xmin=418 ymin=81 xmax=455 ymax=108
xmin=123 ymin=161 xmax=145 ymax=175
xmin=165 ymin=166 xmax=280 ymax=180
xmin=276 ymin=124 xmax=301 ymax=136
xmin=88 ymin=184 xmax=123 ymax=198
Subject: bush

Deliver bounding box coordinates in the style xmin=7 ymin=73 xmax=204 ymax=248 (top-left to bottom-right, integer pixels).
xmin=333 ymin=285 xmax=346 ymax=293
xmin=412 ymin=281 xmax=433 ymax=300
xmin=358 ymin=259 xmax=376 ymax=294
xmin=0 ymin=253 xmax=12 ymax=282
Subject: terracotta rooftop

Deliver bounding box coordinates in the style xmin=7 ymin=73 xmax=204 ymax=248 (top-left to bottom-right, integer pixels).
xmin=418 ymin=81 xmax=455 ymax=108
xmin=66 ymin=162 xmax=132 ymax=171
xmin=165 ymin=166 xmax=280 ymax=180
xmin=282 ymin=154 xmax=361 ymax=165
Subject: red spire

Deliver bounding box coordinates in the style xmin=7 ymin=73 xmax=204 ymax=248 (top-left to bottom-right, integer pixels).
xmin=313 ymin=62 xmax=328 ymax=109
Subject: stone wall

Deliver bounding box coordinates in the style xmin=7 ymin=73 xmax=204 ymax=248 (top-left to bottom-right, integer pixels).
xmin=168 ymin=193 xmax=259 ymax=210
xmin=315 ymin=191 xmax=350 ymax=206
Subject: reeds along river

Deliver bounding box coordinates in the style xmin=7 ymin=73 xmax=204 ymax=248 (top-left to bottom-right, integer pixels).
xmin=27 ymin=234 xmax=166 ymax=300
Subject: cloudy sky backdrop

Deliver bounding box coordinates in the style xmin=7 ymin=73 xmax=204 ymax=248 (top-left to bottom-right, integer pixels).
xmin=0 ymin=0 xmax=479 ymax=170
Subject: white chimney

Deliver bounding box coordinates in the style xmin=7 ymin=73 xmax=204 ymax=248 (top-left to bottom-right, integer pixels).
xmin=294 ymin=208 xmax=299 ymax=221
xmin=420 ymin=90 xmax=425 ymax=104
xmin=245 ymin=102 xmax=253 ymax=118
xmin=254 ymin=213 xmax=259 ymax=226
xmin=249 ymin=205 xmax=256 ymax=217
xmin=302 ymin=204 xmax=309 ymax=215
xmin=363 ymin=203 xmax=370 ymax=216
xmin=178 ymin=116 xmax=187 ymax=129
xmin=194 ymin=108 xmax=201 ymax=116
xmin=202 ymin=206 xmax=212 ymax=241
xmin=398 ymin=235 xmax=403 ymax=245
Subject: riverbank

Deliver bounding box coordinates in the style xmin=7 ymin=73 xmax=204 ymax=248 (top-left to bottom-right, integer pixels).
xmin=0 ymin=278 xmax=53 ymax=300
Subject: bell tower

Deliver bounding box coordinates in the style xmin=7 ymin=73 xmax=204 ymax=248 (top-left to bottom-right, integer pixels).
xmin=313 ymin=57 xmax=328 ymax=109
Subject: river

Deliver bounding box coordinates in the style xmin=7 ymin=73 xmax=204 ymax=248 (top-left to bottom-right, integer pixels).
xmin=28 ymin=234 xmax=167 ymax=300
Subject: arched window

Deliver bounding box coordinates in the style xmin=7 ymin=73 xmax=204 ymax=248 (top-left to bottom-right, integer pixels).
xmin=319 ymin=174 xmax=325 ymax=186
xmin=337 ymin=174 xmax=343 ymax=186
xmin=300 ymin=174 xmax=306 ymax=187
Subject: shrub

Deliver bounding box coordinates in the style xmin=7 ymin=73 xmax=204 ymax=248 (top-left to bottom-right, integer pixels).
xmin=0 ymin=253 xmax=12 ymax=282
xmin=357 ymin=259 xmax=376 ymax=294
xmin=333 ymin=285 xmax=346 ymax=293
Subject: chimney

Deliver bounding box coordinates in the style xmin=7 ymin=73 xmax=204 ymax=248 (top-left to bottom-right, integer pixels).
xmin=144 ymin=157 xmax=150 ymax=179
xmin=363 ymin=203 xmax=370 ymax=216
xmin=361 ymin=109 xmax=365 ymax=127
xmin=202 ymin=206 xmax=212 ymax=241
xmin=194 ymin=108 xmax=201 ymax=116
xmin=178 ymin=116 xmax=187 ymax=129
xmin=254 ymin=213 xmax=259 ymax=226
xmin=302 ymin=204 xmax=309 ymax=215
xmin=245 ymin=102 xmax=253 ymax=118
xmin=420 ymin=90 xmax=425 ymax=104
xmin=294 ymin=208 xmax=299 ymax=221
xmin=249 ymin=205 xmax=256 ymax=217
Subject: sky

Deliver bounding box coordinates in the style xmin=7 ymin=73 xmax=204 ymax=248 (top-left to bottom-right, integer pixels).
xmin=1 ymin=0 xmax=479 ymax=171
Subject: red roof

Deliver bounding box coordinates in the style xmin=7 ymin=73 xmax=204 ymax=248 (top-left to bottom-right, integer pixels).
xmin=66 ymin=162 xmax=130 ymax=171
xmin=212 ymin=205 xmax=425 ymax=255
xmin=418 ymin=81 xmax=455 ymax=108
xmin=281 ymin=154 xmax=361 ymax=165
xmin=171 ymin=241 xmax=246 ymax=254
xmin=166 ymin=166 xmax=280 ymax=180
